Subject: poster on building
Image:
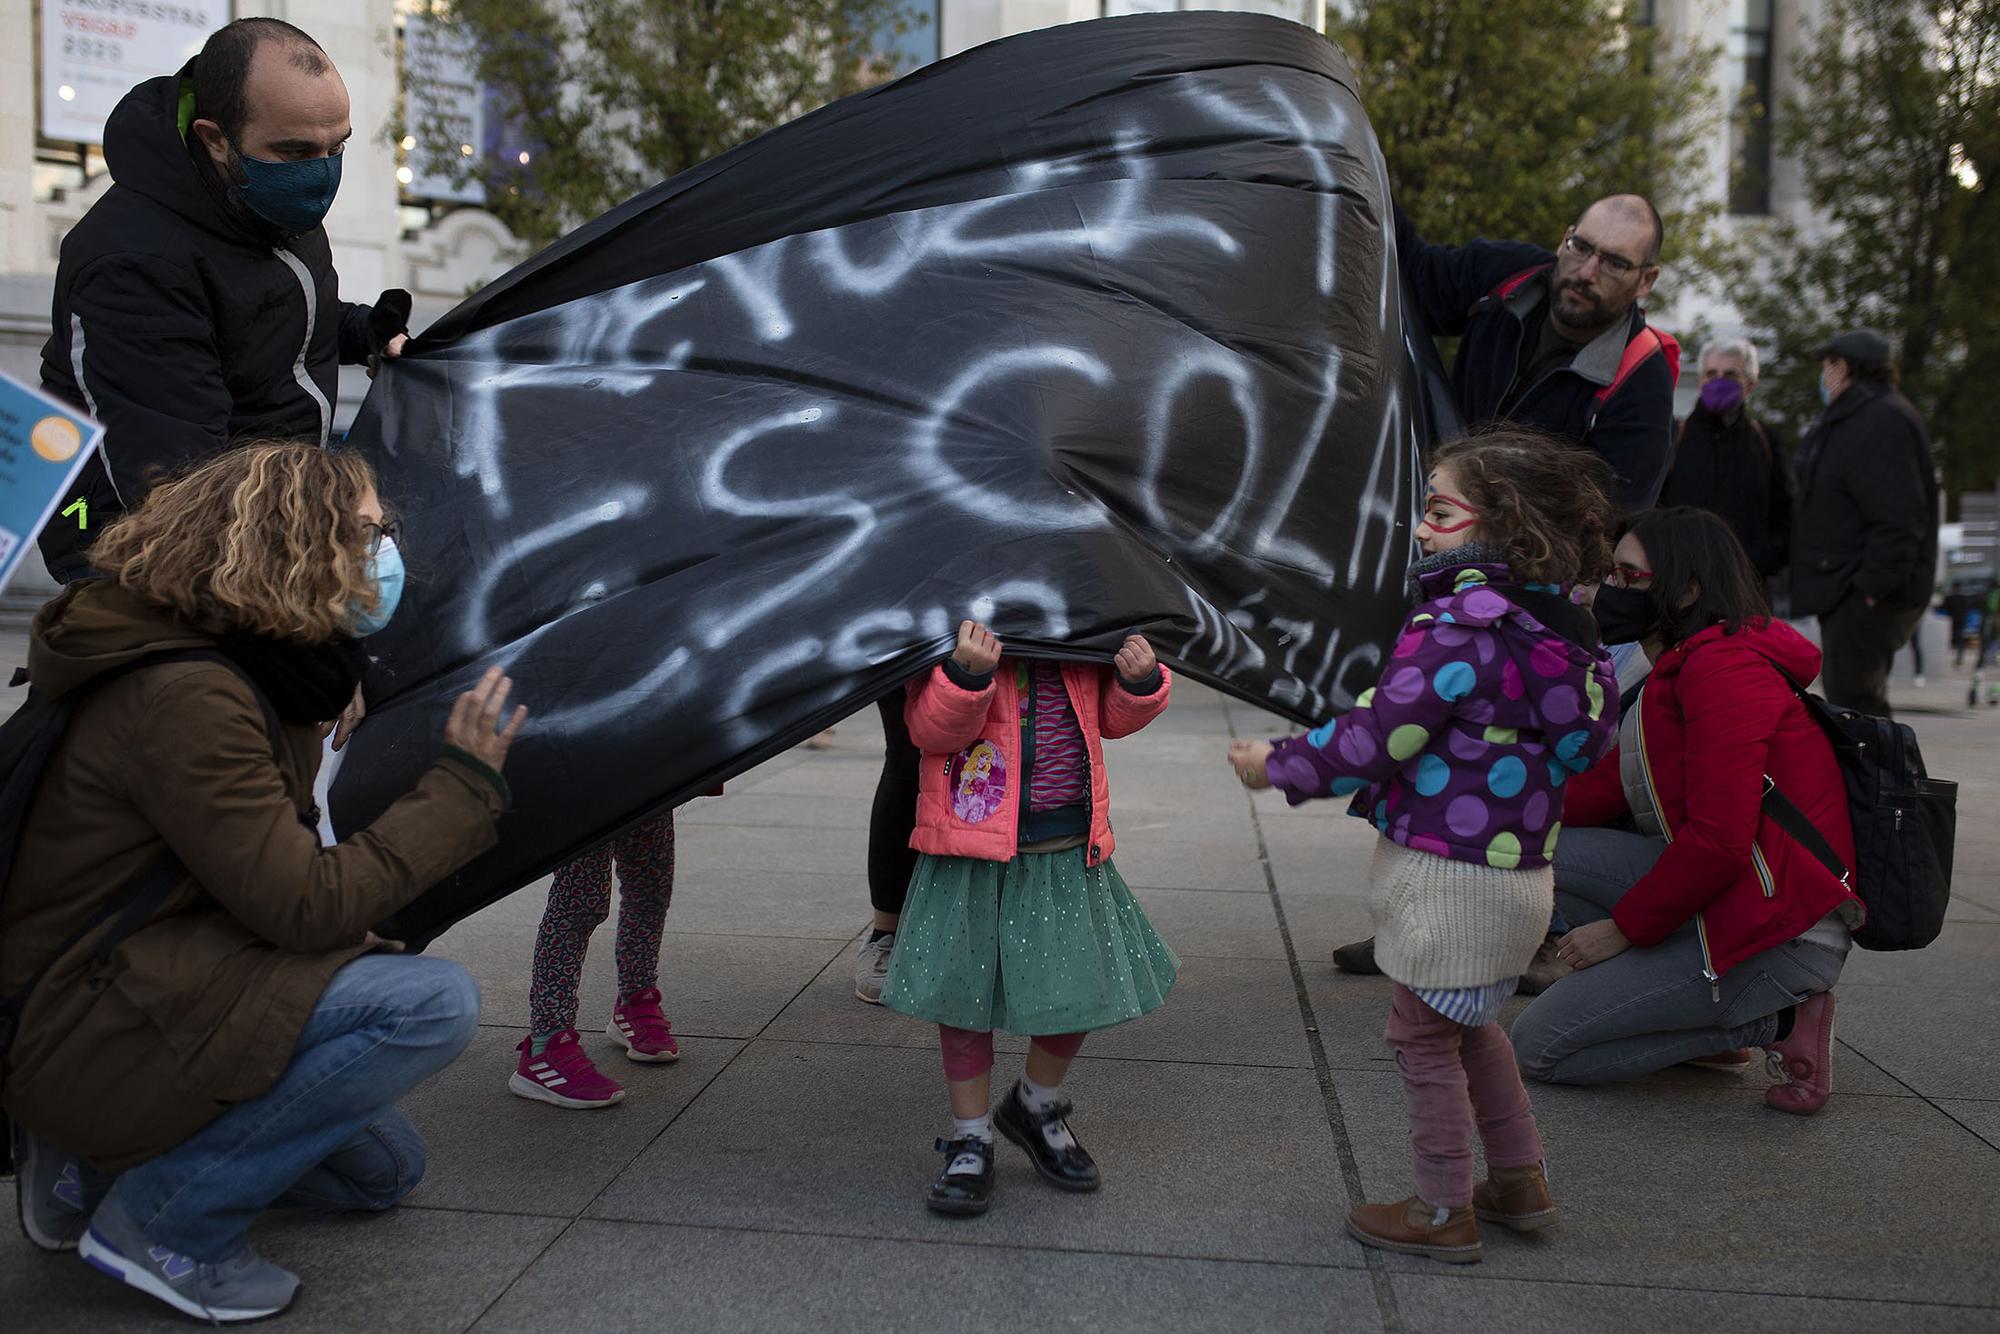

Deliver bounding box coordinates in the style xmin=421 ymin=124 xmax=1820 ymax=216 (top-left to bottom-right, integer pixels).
xmin=0 ymin=371 xmax=102 ymax=592
xmin=38 ymin=1 xmax=227 ymax=146
xmin=402 ymin=12 xmax=485 ymax=206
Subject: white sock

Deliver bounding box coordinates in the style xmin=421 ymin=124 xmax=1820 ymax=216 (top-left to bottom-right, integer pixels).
xmin=1017 ymin=1077 xmax=1078 ymax=1151
xmin=946 ymin=1114 xmax=992 ymax=1176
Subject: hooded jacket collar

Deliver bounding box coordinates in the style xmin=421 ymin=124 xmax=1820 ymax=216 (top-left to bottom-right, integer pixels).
xmin=102 ymin=64 xmax=287 ymax=249
xmin=1651 ymin=617 xmax=1823 ymax=686
xmin=1501 ymin=272 xmax=1646 ymax=387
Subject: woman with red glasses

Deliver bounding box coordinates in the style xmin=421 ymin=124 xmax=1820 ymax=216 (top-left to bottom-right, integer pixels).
xmin=1510 ymin=507 xmax=1862 ymax=1114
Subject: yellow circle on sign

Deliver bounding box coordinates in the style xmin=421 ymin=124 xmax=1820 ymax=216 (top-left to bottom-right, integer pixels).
xmin=31 ymin=416 xmax=82 ymax=463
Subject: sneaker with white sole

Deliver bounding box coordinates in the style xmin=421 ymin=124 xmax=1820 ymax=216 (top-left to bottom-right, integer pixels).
xmin=13 ymin=1125 xmax=99 ymax=1252
xmin=509 ymin=1030 xmax=626 ymax=1108
xmin=607 ymin=988 xmax=680 ymax=1062
xmin=80 ymin=1195 xmax=299 ymax=1322
xmin=855 ymin=932 xmax=895 ymax=1004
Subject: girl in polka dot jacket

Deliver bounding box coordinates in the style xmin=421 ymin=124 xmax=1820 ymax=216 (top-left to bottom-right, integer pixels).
xmin=1229 ymin=428 xmax=1620 ymax=1265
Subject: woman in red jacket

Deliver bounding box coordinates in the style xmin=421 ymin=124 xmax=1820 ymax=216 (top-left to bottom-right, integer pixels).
xmin=1510 ymin=508 xmax=1863 ymax=1114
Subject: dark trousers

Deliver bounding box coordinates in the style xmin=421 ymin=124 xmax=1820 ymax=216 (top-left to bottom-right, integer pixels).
xmin=869 ymin=694 xmax=922 ymax=916
xmin=1819 ymin=594 xmax=1926 ymax=718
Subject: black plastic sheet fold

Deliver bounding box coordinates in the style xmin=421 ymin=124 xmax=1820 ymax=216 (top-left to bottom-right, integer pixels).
xmin=337 ymin=12 xmax=1448 ymax=946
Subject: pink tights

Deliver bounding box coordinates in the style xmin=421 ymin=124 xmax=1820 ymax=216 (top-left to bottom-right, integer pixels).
xmin=1385 ymin=983 xmax=1544 ymax=1208
xmin=938 ymin=1026 xmax=1086 ymax=1081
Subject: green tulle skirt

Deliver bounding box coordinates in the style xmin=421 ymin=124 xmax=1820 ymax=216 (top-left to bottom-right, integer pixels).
xmin=881 ymin=848 xmax=1180 ymax=1035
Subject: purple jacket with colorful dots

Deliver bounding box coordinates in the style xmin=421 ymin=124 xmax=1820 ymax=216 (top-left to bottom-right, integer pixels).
xmin=1264 ymin=552 xmax=1620 ymax=870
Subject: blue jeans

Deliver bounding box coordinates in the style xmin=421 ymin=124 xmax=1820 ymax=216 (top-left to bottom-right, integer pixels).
xmin=106 ymin=954 xmax=479 ymax=1259
xmin=1511 ymin=828 xmax=1845 ymax=1084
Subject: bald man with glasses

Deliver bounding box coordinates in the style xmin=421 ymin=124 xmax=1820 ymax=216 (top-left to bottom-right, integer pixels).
xmin=1394 ymin=197 xmax=1680 ymax=515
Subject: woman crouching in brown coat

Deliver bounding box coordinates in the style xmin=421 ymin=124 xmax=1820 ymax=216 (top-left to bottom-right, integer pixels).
xmin=0 ymin=443 xmax=527 ymax=1322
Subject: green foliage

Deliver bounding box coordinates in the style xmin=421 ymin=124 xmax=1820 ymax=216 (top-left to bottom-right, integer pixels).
xmin=1330 ymin=0 xmax=1723 ymax=287
xmin=1731 ymin=0 xmax=1999 ymax=503
xmin=398 ymin=0 xmax=924 ymax=249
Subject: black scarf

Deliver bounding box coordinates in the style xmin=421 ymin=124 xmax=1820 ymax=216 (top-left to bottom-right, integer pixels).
xmin=217 ymin=632 xmax=368 ymax=725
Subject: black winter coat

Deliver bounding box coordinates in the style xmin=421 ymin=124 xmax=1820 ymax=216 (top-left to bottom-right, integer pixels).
xmin=1660 ymin=409 xmax=1793 ymax=577
xmin=37 ymin=66 xmax=407 ymax=581
xmin=1395 ymin=208 xmax=1677 ymax=514
xmin=1790 ymin=383 xmax=1938 ymax=618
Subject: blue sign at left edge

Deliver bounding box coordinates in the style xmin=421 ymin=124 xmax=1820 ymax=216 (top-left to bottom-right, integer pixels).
xmin=0 ymin=370 xmax=104 ymax=592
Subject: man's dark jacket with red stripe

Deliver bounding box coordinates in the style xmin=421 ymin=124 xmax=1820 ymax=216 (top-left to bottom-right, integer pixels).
xmin=1395 ymin=208 xmax=1677 ymax=513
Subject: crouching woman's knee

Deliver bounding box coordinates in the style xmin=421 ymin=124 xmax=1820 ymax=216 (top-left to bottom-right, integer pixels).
xmin=422 ymin=959 xmax=482 ymax=1062
xmin=1506 ymin=996 xmax=1569 ymax=1084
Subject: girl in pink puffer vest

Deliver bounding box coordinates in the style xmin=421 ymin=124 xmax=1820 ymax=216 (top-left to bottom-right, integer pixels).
xmin=880 ymin=620 xmax=1176 ymax=1218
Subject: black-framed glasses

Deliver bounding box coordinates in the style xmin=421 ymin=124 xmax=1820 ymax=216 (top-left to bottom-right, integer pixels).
xmin=362 ymin=519 xmax=402 ymax=556
xmin=1562 ymin=231 xmax=1648 ymax=279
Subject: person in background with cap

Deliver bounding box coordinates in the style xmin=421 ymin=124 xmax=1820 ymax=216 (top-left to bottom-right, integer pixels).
xmin=36 ymin=16 xmax=410 ymax=589
xmin=1790 ymin=330 xmax=1939 ymax=716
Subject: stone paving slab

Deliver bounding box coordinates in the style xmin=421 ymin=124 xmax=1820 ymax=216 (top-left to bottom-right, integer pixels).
xmin=474 ymin=1220 xmax=1378 ymax=1334
xmin=0 ymin=1203 xmax=563 ymax=1333
xmin=585 ymin=1040 xmax=1356 ymax=1267
xmin=1340 ymin=1067 xmax=2000 ymax=1307
xmin=397 ymin=1029 xmax=746 ymax=1215
xmin=1389 ymin=1274 xmax=1995 ymax=1334
xmin=432 ymin=919 xmax=844 ymax=1039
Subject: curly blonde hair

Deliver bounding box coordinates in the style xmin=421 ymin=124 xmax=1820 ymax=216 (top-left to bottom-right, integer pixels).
xmin=1428 ymin=428 xmax=1616 ymax=586
xmin=89 ymin=442 xmax=383 ymax=642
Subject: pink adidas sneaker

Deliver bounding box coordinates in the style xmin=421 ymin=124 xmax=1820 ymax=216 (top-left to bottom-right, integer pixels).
xmin=510 ymin=1031 xmax=626 ymax=1108
xmin=608 ymin=988 xmax=681 ymax=1063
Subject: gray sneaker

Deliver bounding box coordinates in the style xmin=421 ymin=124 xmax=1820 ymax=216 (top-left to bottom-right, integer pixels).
xmin=80 ymin=1195 xmax=300 ymax=1322
xmin=854 ymin=932 xmax=895 ymax=1004
xmin=13 ymin=1126 xmax=97 ymax=1251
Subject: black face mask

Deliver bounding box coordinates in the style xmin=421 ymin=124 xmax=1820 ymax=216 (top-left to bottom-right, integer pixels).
xmin=1591 ymin=585 xmax=1658 ymax=645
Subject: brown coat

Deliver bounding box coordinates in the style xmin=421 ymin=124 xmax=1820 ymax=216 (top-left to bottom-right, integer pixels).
xmin=0 ymin=582 xmax=507 ymax=1171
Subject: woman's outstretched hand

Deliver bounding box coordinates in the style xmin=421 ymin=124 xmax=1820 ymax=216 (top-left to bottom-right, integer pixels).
xmin=1229 ymin=740 xmax=1274 ymax=790
xmin=444 ymin=667 xmax=529 ymax=772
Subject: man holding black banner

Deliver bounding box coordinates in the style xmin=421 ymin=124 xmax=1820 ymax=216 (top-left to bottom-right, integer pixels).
xmin=1394 ymin=195 xmax=1680 ymax=514
xmin=36 ymin=17 xmax=410 ymax=586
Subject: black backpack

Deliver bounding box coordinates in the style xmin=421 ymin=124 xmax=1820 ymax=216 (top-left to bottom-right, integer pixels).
xmin=1760 ymin=674 xmax=1957 ymax=951
xmin=0 ymin=649 xmax=287 ymax=1174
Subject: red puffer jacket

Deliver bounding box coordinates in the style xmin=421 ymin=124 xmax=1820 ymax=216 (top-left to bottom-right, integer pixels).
xmin=1563 ymin=619 xmax=1862 ymax=985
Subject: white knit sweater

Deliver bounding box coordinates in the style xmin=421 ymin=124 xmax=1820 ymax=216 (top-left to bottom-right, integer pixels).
xmin=1369 ymin=838 xmax=1553 ymax=989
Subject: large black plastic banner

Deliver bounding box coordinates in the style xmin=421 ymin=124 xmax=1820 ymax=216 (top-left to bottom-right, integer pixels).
xmin=338 ymin=12 xmax=1448 ymax=945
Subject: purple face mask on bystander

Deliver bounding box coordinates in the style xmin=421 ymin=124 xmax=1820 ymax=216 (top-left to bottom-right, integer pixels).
xmin=1699 ymin=376 xmax=1745 ymax=415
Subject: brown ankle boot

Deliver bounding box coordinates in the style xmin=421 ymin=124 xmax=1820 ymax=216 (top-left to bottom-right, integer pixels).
xmin=1345 ymin=1195 xmax=1483 ymax=1263
xmin=1472 ymin=1163 xmax=1558 ymax=1232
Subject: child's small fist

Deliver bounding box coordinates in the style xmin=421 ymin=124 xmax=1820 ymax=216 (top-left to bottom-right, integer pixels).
xmin=953 ymin=620 xmax=1002 ymax=674
xmin=1114 ymin=634 xmax=1158 ymax=685
xmin=1228 ymin=740 xmax=1274 ymax=790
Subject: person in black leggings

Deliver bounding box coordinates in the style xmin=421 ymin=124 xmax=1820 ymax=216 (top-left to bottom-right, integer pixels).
xmin=856 ymin=694 xmax=922 ymax=1002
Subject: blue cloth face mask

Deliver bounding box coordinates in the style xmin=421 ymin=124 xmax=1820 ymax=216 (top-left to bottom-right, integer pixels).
xmin=234 ymin=145 xmax=342 ymax=234
xmin=351 ymin=537 xmax=405 ymax=637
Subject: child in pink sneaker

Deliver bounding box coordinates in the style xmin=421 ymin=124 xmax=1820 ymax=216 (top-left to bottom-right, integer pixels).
xmin=510 ymin=810 xmax=680 ymax=1109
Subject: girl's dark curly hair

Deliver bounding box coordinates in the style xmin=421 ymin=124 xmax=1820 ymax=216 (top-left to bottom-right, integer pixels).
xmin=1428 ymin=427 xmax=1617 ymax=586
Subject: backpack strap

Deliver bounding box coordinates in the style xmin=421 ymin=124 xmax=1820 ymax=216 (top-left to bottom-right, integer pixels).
xmin=1760 ymin=776 xmax=1852 ymax=886
xmin=1749 ymin=657 xmax=1856 ymax=886
xmin=0 ymin=648 xmax=293 ymax=1085
xmin=1587 ymin=326 xmax=1681 ymax=429
xmin=1469 ymin=264 xmax=1552 ymax=320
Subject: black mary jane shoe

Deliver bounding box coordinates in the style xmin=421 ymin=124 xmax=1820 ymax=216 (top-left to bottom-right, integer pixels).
xmin=926 ymin=1136 xmax=996 ymax=1216
xmin=995 ymin=1087 xmax=1102 ymax=1193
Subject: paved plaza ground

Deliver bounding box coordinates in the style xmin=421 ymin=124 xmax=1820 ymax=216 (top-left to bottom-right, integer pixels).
xmin=2 ymin=630 xmax=1997 ymax=1331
